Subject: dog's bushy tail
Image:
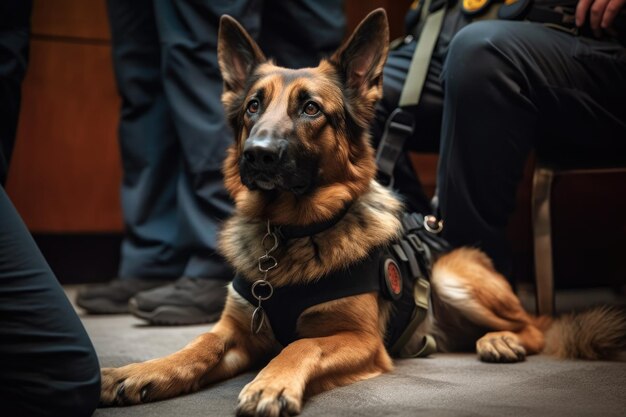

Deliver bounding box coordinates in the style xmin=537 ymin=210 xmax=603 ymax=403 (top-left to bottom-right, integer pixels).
xmin=541 ymin=306 xmax=626 ymax=360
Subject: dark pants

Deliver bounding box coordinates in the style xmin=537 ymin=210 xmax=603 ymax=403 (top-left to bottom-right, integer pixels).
xmin=376 ymin=20 xmax=626 ymax=279
xmin=438 ymin=22 xmax=626 ymax=277
xmin=0 ymin=0 xmax=32 ymax=185
xmin=0 ymin=188 xmax=101 ymax=416
xmin=0 ymin=2 xmax=100 ymax=415
xmin=107 ymin=0 xmax=345 ymax=280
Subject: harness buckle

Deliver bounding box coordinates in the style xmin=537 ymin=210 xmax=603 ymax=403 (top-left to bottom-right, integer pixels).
xmin=424 ymin=214 xmax=444 ymax=234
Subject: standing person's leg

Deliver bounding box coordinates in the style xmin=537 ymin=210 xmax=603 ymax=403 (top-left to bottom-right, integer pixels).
xmin=110 ymin=0 xmax=188 ymax=280
xmin=0 ymin=0 xmax=32 ymax=185
xmin=437 ymin=21 xmax=626 ymax=280
xmin=76 ymin=0 xmax=184 ymax=314
xmin=0 ymin=186 xmax=100 ymax=417
xmin=153 ymin=0 xmax=253 ymax=280
xmin=128 ymin=0 xmax=263 ymax=325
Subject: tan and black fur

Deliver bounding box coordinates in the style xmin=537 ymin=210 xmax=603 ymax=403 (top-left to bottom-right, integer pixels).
xmin=100 ymin=9 xmax=626 ymax=416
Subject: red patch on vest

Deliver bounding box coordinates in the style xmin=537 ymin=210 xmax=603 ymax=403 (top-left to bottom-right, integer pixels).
xmin=385 ymin=259 xmax=402 ymax=296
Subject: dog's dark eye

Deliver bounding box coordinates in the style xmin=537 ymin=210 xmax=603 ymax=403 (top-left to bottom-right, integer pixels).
xmin=247 ymin=99 xmax=260 ymax=114
xmin=303 ymin=102 xmax=320 ymax=116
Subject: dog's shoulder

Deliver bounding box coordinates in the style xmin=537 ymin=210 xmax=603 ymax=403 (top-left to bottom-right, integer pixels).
xmin=220 ymin=181 xmax=404 ymax=286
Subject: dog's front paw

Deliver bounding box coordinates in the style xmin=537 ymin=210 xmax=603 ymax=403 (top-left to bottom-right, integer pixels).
xmin=236 ymin=377 xmax=303 ymax=417
xmin=477 ymin=331 xmax=526 ymax=363
xmin=100 ymin=364 xmax=150 ymax=406
xmin=100 ymin=360 xmax=198 ymax=406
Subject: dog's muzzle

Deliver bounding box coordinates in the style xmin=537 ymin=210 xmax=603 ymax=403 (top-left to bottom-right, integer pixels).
xmin=240 ymin=136 xmax=313 ymax=194
xmin=244 ymin=135 xmax=286 ymax=170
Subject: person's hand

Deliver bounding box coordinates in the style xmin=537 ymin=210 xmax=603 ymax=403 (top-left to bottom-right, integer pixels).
xmin=576 ymin=0 xmax=625 ymax=33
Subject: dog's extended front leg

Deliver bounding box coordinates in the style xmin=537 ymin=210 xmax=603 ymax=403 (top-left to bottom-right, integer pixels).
xmin=100 ymin=330 xmax=227 ymax=405
xmin=100 ymin=297 xmax=273 ymax=406
xmin=236 ymin=330 xmax=392 ymax=417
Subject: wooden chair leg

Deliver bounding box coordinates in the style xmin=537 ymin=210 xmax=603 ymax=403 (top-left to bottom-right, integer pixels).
xmin=532 ymin=166 xmax=555 ymax=316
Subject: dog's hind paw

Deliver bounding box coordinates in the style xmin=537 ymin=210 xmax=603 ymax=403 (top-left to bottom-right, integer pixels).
xmin=477 ymin=331 xmax=526 ymax=363
xmin=236 ymin=378 xmax=302 ymax=417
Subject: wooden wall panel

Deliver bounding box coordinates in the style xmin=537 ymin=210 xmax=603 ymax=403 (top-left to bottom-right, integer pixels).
xmin=410 ymin=153 xmax=438 ymax=198
xmin=6 ymin=38 xmax=122 ymax=232
xmin=31 ymin=0 xmax=110 ymax=40
xmin=345 ymin=0 xmax=410 ymax=41
xmin=6 ymin=0 xmax=120 ymax=232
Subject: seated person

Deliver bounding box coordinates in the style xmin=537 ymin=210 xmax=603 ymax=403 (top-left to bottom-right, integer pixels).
xmin=373 ymin=0 xmax=626 ymax=280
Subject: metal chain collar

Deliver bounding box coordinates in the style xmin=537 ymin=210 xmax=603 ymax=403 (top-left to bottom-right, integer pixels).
xmin=250 ymin=220 xmax=278 ymax=334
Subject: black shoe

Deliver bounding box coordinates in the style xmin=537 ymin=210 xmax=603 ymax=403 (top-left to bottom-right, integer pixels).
xmin=75 ymin=278 xmax=173 ymax=314
xmin=128 ymin=277 xmax=228 ymax=325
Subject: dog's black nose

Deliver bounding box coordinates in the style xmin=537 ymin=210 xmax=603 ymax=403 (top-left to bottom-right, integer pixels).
xmin=243 ymin=137 xmax=287 ymax=169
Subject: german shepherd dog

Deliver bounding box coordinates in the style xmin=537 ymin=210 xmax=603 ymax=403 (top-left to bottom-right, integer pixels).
xmin=100 ymin=9 xmax=626 ymax=416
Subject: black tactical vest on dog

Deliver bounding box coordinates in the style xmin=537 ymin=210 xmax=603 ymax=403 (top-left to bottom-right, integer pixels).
xmin=232 ymin=211 xmax=450 ymax=355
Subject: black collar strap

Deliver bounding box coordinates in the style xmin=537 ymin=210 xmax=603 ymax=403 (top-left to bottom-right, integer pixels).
xmin=275 ymin=203 xmax=352 ymax=240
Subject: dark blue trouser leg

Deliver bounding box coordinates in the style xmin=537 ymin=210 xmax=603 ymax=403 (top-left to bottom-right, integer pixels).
xmin=108 ymin=0 xmax=189 ymax=279
xmin=0 ymin=186 xmax=100 ymax=417
xmin=0 ymin=0 xmax=32 ymax=185
xmin=437 ymin=22 xmax=626 ymax=278
xmin=152 ymin=0 xmax=263 ymax=279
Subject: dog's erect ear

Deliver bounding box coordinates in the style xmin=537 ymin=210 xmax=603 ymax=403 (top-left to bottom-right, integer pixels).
xmin=218 ymin=15 xmax=266 ymax=94
xmin=330 ymin=8 xmax=389 ymax=92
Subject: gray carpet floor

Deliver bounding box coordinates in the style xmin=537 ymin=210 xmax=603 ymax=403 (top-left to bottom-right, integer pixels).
xmin=67 ymin=287 xmax=626 ymax=417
